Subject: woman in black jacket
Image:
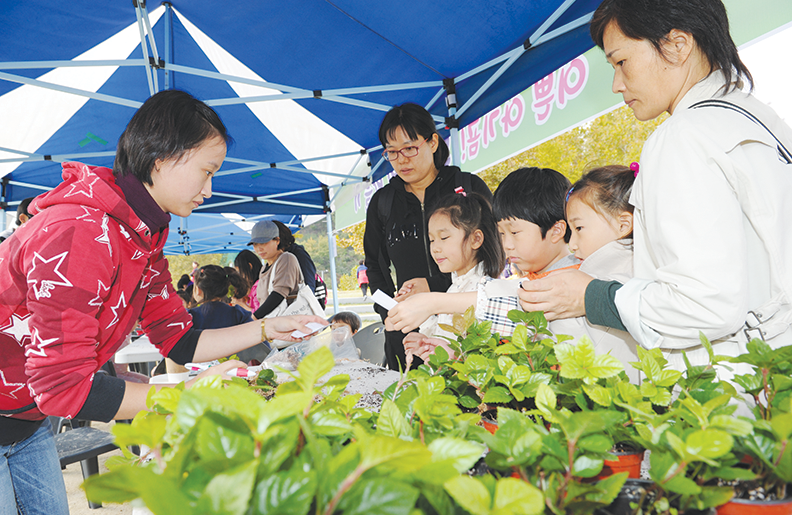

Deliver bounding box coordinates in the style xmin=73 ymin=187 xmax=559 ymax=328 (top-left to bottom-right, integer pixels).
xmin=363 ymin=103 xmax=492 ymax=370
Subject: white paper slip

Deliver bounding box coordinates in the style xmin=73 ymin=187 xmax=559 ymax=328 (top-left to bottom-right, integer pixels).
xmin=291 ymin=322 xmax=328 ymax=339
xmin=371 ymin=289 xmax=398 ymax=311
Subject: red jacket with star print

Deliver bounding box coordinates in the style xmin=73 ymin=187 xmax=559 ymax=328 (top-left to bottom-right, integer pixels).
xmin=0 ymin=163 xmax=192 ymax=421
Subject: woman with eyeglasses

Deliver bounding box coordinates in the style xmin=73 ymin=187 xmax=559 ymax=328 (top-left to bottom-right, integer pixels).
xmin=363 ymin=102 xmax=492 ymax=371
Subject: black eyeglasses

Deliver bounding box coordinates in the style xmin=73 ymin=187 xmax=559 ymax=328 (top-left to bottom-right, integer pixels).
xmin=382 ymin=139 xmax=428 ymax=162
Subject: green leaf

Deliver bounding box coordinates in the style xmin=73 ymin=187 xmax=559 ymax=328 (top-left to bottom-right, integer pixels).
xmin=251 ymin=466 xmax=316 ymax=515
xmin=376 ymin=399 xmax=410 ymax=438
xmin=572 ymin=455 xmax=604 ymax=478
xmin=663 ymin=474 xmax=701 ymax=495
xmin=640 ymin=382 xmax=658 ymax=398
xmin=83 ymin=464 xmax=188 ymax=510
xmin=112 ymin=412 xmax=167 ymax=451
xmin=654 ymin=369 xmax=683 ymax=388
xmin=445 ymin=475 xmax=492 ymax=515
xmin=310 ymin=410 xmax=354 ymax=436
xmin=256 ymin=392 xmax=312 ymax=435
xmin=428 ymin=437 xmax=486 ymax=474
xmin=358 ymin=435 xmax=431 ymax=473
xmin=492 ymin=477 xmax=544 ymax=515
xmin=195 ymin=416 xmax=255 ymax=464
xmin=697 ymin=486 xmax=735 ymax=509
xmin=483 ymin=386 xmax=514 ymax=404
xmin=339 ymin=478 xmax=419 ymax=515
xmin=770 ymin=412 xmax=792 ymax=441
xmin=536 ymin=383 xmax=557 ymax=412
xmin=686 ymin=429 xmax=733 ymax=460
xmin=650 ymin=389 xmax=672 ymax=406
xmin=578 ymin=434 xmax=613 ymax=454
xmin=582 ymin=384 xmax=612 ymax=407
xmin=511 ymin=324 xmax=529 ymax=351
xmin=587 ymin=472 xmax=628 ymax=505
xmin=294 ymin=347 xmax=335 ymax=392
xmin=197 ymin=460 xmax=257 ymax=515
xmin=710 ymin=415 xmax=753 ymax=436
xmin=322 ymin=374 xmax=350 ymax=400
xmin=495 ymin=343 xmax=522 ymax=355
xmin=557 ymin=340 xmax=623 ymax=383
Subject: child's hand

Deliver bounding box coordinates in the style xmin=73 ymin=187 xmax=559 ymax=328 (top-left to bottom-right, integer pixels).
xmin=386 ymin=292 xmax=438 ymax=333
xmin=404 ymin=333 xmax=455 ymax=361
xmin=518 ymin=269 xmax=593 ymax=320
xmin=394 ymin=278 xmax=430 ymax=300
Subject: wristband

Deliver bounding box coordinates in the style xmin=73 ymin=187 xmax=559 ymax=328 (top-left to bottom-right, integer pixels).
xmin=260 ymin=318 xmax=270 ymax=343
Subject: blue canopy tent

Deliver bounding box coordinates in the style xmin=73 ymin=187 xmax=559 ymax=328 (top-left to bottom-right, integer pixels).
xmin=0 ymin=0 xmax=601 ymax=311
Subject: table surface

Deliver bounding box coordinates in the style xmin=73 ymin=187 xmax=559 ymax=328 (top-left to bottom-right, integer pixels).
xmin=114 ymin=336 xmax=162 ymax=365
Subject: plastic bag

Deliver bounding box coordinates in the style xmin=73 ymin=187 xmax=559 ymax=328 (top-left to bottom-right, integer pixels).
xmin=264 ymin=326 xmax=360 ymax=370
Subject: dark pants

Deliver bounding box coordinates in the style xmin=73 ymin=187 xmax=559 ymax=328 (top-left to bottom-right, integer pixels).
xmin=360 ymin=283 xmax=369 ymax=297
xmin=384 ymin=329 xmax=424 ymax=372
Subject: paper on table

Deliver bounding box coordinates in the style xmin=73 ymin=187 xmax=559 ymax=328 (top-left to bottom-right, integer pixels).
xmin=371 ymin=289 xmax=398 ymax=311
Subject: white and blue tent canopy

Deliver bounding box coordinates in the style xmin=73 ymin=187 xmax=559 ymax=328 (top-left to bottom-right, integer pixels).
xmin=0 ymin=0 xmax=601 ymax=253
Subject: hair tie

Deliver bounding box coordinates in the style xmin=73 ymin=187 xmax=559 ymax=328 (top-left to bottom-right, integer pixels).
xmin=454 ymin=186 xmax=466 ymax=197
xmin=565 ymin=185 xmax=575 ymax=203
xmin=630 ymin=162 xmax=640 ymax=177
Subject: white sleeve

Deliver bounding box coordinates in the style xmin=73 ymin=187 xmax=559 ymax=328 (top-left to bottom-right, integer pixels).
xmin=615 ymin=120 xmax=748 ymax=349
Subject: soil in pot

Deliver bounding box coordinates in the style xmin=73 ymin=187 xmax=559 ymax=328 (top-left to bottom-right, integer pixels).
xmin=716 ymin=497 xmax=792 ymax=515
xmin=594 ymin=479 xmax=655 ymax=515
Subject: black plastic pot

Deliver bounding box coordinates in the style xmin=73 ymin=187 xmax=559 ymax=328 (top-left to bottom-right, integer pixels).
xmin=593 ymin=479 xmax=717 ymax=515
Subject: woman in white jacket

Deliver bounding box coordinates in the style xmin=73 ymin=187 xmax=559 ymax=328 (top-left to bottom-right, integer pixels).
xmin=519 ymin=0 xmax=792 ymax=375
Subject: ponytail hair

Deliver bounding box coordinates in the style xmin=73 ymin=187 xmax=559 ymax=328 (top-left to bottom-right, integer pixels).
xmin=427 ymin=191 xmax=506 ymax=279
xmin=194 ymin=265 xmax=248 ymax=303
xmin=272 ymin=220 xmax=295 ymax=250
xmin=566 ymin=165 xmax=635 ymax=239
xmin=234 ymin=249 xmax=263 ymax=286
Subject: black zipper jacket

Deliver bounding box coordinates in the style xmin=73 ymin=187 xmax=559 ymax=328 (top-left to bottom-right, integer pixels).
xmin=363 ymin=165 xmax=492 ymax=319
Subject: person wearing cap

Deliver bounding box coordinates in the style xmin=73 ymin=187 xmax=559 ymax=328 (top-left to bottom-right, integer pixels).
xmin=249 ymin=220 xmax=303 ymax=320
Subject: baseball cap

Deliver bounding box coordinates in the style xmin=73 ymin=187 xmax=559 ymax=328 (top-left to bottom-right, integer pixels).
xmin=247 ymin=220 xmax=279 ymax=245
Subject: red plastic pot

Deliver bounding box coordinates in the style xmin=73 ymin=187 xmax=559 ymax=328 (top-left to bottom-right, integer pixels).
xmin=597 ymin=449 xmax=645 ymax=480
xmin=716 ymin=497 xmax=792 ymax=515
xmin=482 ymin=418 xmax=498 ymax=435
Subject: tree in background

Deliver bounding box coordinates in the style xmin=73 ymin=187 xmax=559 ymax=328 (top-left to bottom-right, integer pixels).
xmin=479 ymin=105 xmax=666 ymax=189
xmin=167 ymin=254 xmax=235 ymax=288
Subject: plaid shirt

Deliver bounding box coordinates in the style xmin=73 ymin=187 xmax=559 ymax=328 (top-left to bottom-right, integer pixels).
xmin=476 ymin=277 xmax=520 ymax=337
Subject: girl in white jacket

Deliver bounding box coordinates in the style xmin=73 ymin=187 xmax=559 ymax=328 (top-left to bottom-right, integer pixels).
xmin=551 ymin=165 xmax=641 ymax=382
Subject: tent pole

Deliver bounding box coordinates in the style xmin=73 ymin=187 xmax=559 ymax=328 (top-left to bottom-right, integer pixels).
xmin=444 ymin=79 xmax=462 ymax=166
xmin=326 ymin=212 xmax=339 ymax=315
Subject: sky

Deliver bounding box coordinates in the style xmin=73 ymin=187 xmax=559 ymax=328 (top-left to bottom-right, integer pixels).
xmin=740 ymin=22 xmax=792 ymax=123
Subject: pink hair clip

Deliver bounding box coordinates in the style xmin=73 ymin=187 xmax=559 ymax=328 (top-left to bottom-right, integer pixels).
xmin=454 ymin=186 xmax=466 ymax=197
xmin=630 ymin=162 xmax=640 ymax=177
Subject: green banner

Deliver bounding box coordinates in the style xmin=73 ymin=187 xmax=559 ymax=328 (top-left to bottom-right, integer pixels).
xmin=333 ymin=0 xmax=792 ymax=231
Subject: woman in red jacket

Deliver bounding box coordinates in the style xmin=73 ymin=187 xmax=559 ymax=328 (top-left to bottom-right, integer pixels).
xmin=0 ymin=90 xmax=324 ymax=515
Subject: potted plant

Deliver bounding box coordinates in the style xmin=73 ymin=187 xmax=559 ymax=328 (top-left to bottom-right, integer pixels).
xmin=721 ymin=339 xmax=792 ymax=514
xmin=83 ymin=347 xmax=546 ymax=515
xmin=476 ymin=393 xmax=629 ymax=515
xmin=615 ymin=335 xmax=755 ymax=514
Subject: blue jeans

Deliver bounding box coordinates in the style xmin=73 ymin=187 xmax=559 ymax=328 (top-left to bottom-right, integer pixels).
xmin=0 ymin=419 xmax=68 ymax=515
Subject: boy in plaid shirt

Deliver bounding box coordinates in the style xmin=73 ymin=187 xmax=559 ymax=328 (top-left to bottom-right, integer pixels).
xmin=386 ymin=167 xmax=579 ymax=341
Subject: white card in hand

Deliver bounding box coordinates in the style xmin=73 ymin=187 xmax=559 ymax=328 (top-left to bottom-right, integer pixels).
xmin=372 ymin=289 xmax=398 ymax=311
xmin=291 ymin=322 xmax=327 ymax=339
